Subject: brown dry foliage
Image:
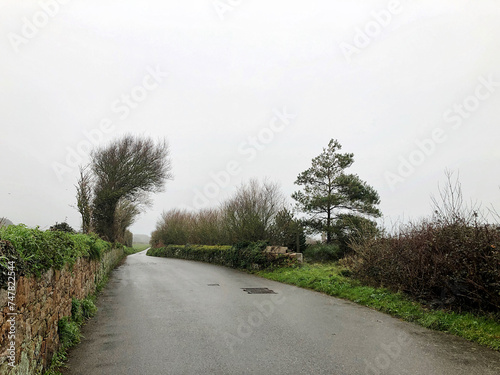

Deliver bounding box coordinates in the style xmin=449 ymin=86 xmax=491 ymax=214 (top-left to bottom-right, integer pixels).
xmin=348 ymin=221 xmax=500 ymax=312
xmin=346 ymin=172 xmax=500 ymax=313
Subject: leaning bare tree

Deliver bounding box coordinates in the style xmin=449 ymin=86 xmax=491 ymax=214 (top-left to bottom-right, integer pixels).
xmin=113 ymin=197 xmax=142 ymax=244
xmin=76 ymin=135 xmax=172 ymax=242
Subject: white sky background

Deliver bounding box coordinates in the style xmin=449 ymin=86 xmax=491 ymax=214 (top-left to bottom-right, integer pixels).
xmin=1 ymin=0 xmax=499 ymax=236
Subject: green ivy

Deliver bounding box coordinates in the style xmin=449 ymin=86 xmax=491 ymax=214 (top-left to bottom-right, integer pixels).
xmin=147 ymin=242 xmax=298 ymax=270
xmin=0 ymin=225 xmax=112 ymax=286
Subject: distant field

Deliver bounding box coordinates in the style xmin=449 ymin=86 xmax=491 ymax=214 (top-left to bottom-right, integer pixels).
xmin=124 ymin=243 xmax=150 ymax=255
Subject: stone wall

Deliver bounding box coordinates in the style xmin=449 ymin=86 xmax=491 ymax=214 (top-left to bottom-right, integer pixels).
xmin=0 ymin=247 xmax=124 ymax=375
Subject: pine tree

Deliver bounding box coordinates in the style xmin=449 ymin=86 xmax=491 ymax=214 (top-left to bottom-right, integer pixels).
xmin=292 ymin=139 xmax=380 ymax=244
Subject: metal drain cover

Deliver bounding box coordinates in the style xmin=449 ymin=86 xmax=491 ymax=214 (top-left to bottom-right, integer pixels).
xmin=207 ymin=284 xmax=220 ymax=286
xmin=242 ymin=288 xmax=276 ymax=294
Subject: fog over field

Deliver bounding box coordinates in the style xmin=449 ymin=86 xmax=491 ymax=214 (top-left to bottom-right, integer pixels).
xmin=1 ymin=0 xmax=499 ymax=235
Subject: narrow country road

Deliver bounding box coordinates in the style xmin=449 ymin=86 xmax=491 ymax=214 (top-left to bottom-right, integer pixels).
xmin=62 ymin=251 xmax=500 ymax=375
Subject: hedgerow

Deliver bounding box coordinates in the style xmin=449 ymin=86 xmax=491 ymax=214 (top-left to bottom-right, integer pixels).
xmin=345 ymin=220 xmax=500 ymax=314
xmin=147 ymin=242 xmax=298 ymax=270
xmin=0 ymin=224 xmax=112 ymax=287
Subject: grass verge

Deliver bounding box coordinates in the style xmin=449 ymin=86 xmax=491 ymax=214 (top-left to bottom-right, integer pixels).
xmin=124 ymin=243 xmax=150 ymax=255
xmin=41 ymin=296 xmax=97 ymax=375
xmin=256 ymin=263 xmax=500 ymax=351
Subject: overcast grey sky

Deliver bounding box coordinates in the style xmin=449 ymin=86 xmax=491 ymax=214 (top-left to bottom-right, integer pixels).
xmin=1 ymin=0 xmax=499 ymax=235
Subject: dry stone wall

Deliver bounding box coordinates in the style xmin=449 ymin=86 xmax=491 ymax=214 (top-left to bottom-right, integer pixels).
xmin=0 ymin=247 xmax=124 ymax=375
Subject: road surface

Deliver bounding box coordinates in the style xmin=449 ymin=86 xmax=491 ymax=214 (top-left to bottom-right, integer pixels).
xmin=62 ymin=250 xmax=500 ymax=374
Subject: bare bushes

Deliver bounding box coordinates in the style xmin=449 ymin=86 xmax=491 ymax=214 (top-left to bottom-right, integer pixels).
xmin=347 ymin=173 xmax=500 ymax=313
xmin=221 ymin=179 xmax=285 ymax=244
xmin=150 ymin=179 xmax=305 ymax=249
xmin=150 ymin=209 xmax=228 ymax=246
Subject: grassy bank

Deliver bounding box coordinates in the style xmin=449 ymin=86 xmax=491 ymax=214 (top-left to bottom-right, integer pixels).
xmin=256 ymin=263 xmax=500 ymax=351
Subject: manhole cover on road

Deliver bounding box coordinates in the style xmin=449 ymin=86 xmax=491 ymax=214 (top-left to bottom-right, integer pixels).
xmin=242 ymin=288 xmax=276 ymax=294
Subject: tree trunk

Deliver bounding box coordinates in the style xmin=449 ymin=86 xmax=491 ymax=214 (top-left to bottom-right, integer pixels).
xmin=93 ymin=195 xmax=119 ymax=242
xmin=326 ymin=209 xmax=332 ymax=244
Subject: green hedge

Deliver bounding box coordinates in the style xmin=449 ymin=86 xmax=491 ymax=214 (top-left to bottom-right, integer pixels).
xmin=302 ymin=243 xmax=344 ymax=262
xmin=147 ymin=242 xmax=298 ymax=270
xmin=0 ymin=224 xmax=113 ymax=287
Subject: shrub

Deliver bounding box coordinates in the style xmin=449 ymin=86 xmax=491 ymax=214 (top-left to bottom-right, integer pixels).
xmin=151 ymin=209 xmax=193 ymax=246
xmin=70 ymin=296 xmax=97 ymax=325
xmin=268 ymin=208 xmax=307 ymax=252
xmin=81 ymin=298 xmax=97 ymax=319
xmin=345 ymin=172 xmax=500 ymax=314
xmin=150 ymin=179 xmax=290 ymax=247
xmin=303 ymin=244 xmax=343 ymax=262
xmin=49 ymin=222 xmax=76 ymax=233
xmin=58 ymin=317 xmax=81 ymax=350
xmin=347 ymin=220 xmax=500 ymax=313
xmin=221 ymin=179 xmax=285 ymax=244
xmin=332 ymin=214 xmax=379 ymax=257
xmin=0 ymin=224 xmax=112 ymax=281
xmin=123 ymin=230 xmax=133 ymax=247
xmin=71 ymin=298 xmax=83 ymax=324
xmin=190 ymin=209 xmax=228 ymax=245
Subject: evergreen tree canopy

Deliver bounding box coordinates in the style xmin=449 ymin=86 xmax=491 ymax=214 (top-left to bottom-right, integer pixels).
xmin=292 ymin=139 xmax=381 ymax=243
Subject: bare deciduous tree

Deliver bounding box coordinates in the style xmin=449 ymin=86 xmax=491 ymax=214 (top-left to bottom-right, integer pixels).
xmin=151 ymin=209 xmax=192 ymax=246
xmin=76 ymin=166 xmax=93 ymax=234
xmin=222 ymin=179 xmax=285 ymax=243
xmin=191 ymin=208 xmax=227 ymax=245
xmin=431 ymin=170 xmax=483 ymax=226
xmin=113 ymin=198 xmax=142 ymax=244
xmin=150 ymin=179 xmax=289 ymax=247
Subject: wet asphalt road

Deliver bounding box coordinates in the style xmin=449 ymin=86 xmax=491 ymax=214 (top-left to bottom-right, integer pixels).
xmin=62 ymin=250 xmax=500 ymax=375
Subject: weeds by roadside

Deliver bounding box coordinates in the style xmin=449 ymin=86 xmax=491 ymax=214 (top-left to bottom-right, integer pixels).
xmin=42 ymin=296 xmax=99 ymax=374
